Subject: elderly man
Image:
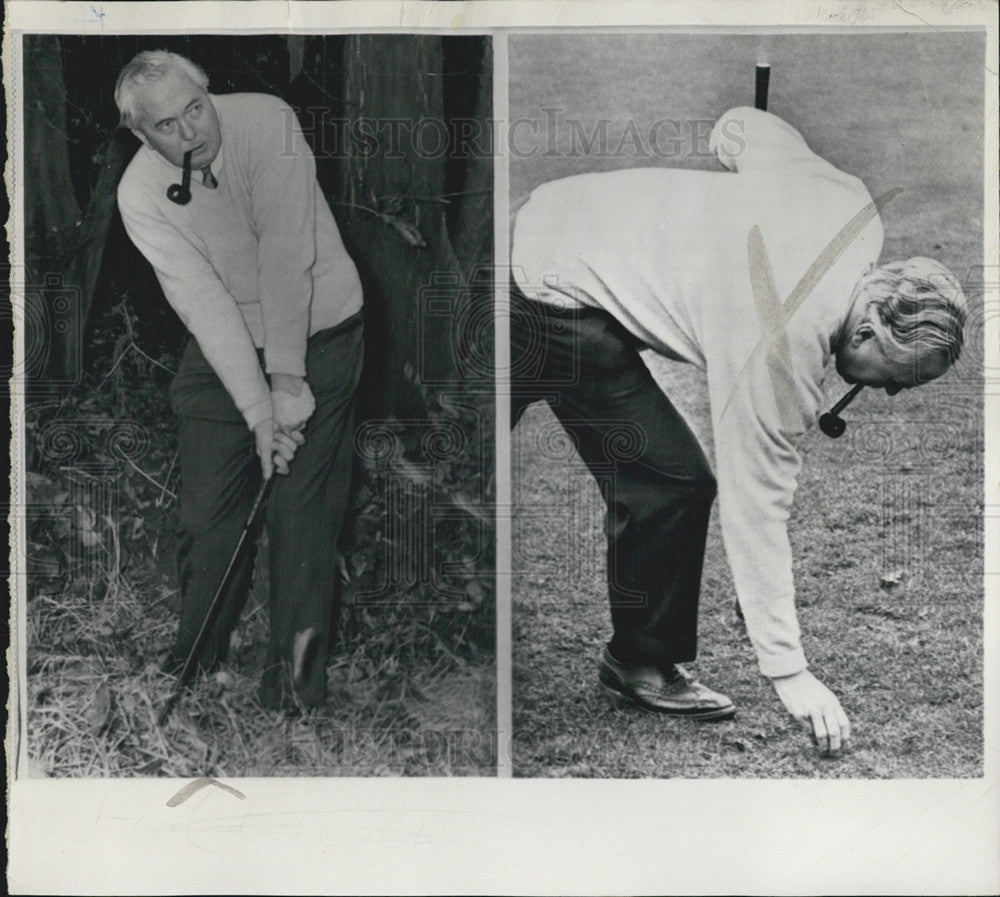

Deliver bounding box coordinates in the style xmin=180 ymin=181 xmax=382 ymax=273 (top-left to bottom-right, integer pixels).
xmin=116 ymin=50 xmax=364 ymax=711
xmin=511 ymin=106 xmax=966 ymax=754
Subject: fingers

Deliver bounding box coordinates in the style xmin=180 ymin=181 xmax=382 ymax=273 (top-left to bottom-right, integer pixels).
xmin=810 ymin=710 xmax=836 ymax=755
xmin=272 ymin=430 xmax=298 ymax=461
xmin=810 ymin=705 xmax=851 ymax=757
xmin=836 ymin=703 xmax=852 ymax=752
xmin=257 ymin=439 xmax=274 ymax=481
xmin=773 ymin=673 xmax=851 ymax=757
xmin=269 ymin=429 xmax=304 ymax=477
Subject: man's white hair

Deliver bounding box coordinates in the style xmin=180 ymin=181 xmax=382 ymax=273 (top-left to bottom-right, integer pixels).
xmin=115 ymin=50 xmax=209 ymax=129
xmin=861 ymin=257 xmax=967 ymax=369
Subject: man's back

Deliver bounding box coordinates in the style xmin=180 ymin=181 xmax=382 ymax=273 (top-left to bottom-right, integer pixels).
xmin=512 ymin=112 xmax=882 ymax=373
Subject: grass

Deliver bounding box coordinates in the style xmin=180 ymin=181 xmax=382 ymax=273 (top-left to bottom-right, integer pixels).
xmin=509 ymin=32 xmax=985 ymax=778
xmin=25 ymin=299 xmax=496 ymax=778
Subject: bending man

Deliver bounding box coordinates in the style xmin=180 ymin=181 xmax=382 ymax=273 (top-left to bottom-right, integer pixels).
xmin=511 ymin=106 xmax=966 ymax=754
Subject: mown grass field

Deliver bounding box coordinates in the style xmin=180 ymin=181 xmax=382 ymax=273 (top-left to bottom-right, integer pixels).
xmin=509 ymin=32 xmax=986 ymax=777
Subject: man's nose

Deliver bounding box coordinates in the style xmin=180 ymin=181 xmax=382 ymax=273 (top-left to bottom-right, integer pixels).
xmin=177 ymin=117 xmax=196 ymax=141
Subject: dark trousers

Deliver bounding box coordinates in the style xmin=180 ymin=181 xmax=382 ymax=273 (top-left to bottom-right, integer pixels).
xmin=511 ymin=288 xmax=716 ymax=667
xmin=168 ymin=312 xmax=363 ymax=709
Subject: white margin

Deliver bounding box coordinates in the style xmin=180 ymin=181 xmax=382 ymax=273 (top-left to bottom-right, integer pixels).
xmin=5 ymin=2 xmax=999 ymax=895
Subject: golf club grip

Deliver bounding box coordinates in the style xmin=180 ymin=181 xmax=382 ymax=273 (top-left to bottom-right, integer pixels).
xmin=157 ymin=475 xmax=273 ymax=726
xmin=755 ymin=64 xmax=770 ymax=111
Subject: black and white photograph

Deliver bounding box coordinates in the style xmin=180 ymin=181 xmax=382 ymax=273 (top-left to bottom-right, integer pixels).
xmin=509 ymin=30 xmax=987 ymax=777
xmin=16 ymin=32 xmax=495 ymax=777
xmin=5 ymin=1 xmax=998 ymax=895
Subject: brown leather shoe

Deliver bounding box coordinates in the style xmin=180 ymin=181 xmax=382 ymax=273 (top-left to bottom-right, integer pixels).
xmin=599 ymin=647 xmax=736 ymax=720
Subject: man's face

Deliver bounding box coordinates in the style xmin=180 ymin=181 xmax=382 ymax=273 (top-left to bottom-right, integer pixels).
xmin=130 ymin=67 xmax=221 ymax=170
xmin=835 ymin=329 xmax=949 ymax=395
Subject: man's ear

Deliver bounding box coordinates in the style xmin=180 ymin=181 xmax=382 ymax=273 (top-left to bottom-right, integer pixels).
xmin=130 ymin=128 xmax=148 ymax=145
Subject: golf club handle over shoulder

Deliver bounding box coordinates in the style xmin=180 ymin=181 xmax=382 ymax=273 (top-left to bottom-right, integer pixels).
xmin=755 ymin=63 xmax=770 ymax=111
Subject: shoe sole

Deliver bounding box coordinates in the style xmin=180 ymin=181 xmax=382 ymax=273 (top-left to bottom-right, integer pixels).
xmin=599 ymin=681 xmax=736 ymax=721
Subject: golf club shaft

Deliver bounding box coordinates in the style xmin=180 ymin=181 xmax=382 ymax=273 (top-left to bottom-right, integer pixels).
xmin=158 ymin=474 xmax=274 ymax=726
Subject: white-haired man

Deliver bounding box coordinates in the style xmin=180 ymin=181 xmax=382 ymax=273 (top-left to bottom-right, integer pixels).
xmin=511 ymin=106 xmax=966 ymax=755
xmin=116 ymin=50 xmax=364 ymax=710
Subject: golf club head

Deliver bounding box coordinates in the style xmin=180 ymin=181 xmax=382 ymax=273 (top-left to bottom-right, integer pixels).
xmin=818 ymin=411 xmax=846 ymax=438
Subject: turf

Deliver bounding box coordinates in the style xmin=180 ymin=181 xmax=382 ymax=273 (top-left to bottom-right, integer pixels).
xmin=509 ymin=32 xmax=985 ymax=778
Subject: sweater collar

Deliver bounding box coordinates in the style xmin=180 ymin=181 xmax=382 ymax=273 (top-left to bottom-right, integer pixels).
xmin=145 ymin=143 xmax=225 ymax=182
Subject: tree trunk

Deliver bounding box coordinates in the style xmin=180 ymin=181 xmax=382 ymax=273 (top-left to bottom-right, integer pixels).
xmin=339 ymin=35 xmax=461 ymax=423
xmin=447 ymin=37 xmax=494 ymax=385
xmin=24 ymin=36 xmax=132 ymax=386
xmin=450 ymin=37 xmax=493 ymax=284
xmin=24 ymin=35 xmax=81 ymax=384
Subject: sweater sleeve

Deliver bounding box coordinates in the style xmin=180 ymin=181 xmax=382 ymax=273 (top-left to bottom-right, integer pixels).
xmin=246 ymin=98 xmax=317 ymax=377
xmin=709 ymin=356 xmax=813 ymax=677
xmin=710 ymin=107 xmax=815 ymax=174
xmin=118 ymin=188 xmax=272 ymax=430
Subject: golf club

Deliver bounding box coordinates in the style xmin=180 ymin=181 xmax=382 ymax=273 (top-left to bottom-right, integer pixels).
xmin=752 ymin=63 xmax=865 ymax=442
xmin=167 ymin=149 xmax=193 ymax=205
xmin=818 ymin=383 xmax=864 ymax=438
xmin=734 ymin=61 xmax=775 ymax=628
xmin=755 ymin=62 xmax=770 ymax=111
xmin=157 ymin=472 xmax=274 ymax=726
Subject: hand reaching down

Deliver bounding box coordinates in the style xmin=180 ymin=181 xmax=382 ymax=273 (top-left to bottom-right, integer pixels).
xmin=770 ymin=669 xmax=851 ymax=757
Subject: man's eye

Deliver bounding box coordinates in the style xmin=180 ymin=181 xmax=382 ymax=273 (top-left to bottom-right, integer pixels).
xmin=190 ymin=104 xmax=202 ymax=117
xmin=158 ymin=121 xmax=174 ymax=133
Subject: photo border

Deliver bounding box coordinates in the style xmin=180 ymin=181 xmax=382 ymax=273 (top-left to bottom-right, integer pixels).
xmin=6 ymin=2 xmax=998 ymax=894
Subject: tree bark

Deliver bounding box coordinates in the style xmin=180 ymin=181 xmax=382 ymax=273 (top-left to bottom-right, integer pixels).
xmin=24 ymin=36 xmax=131 ymax=386
xmin=24 ymin=37 xmax=80 ymax=262
xmin=447 ymin=37 xmax=494 ymax=385
xmin=450 ymin=37 xmax=493 ymax=284
xmin=339 ymin=35 xmax=460 ymax=423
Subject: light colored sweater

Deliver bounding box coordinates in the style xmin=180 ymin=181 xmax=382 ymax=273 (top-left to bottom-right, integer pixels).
xmin=118 ymin=92 xmax=363 ymax=430
xmin=512 ymin=107 xmax=883 ymax=677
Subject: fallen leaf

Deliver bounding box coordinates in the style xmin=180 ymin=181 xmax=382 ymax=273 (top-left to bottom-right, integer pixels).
xmin=76 ymin=505 xmax=102 ymax=548
xmin=86 ymin=686 xmax=112 ymax=732
xmin=880 ymin=569 xmax=906 ymax=588
xmin=464 ymin=580 xmax=486 ymax=604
